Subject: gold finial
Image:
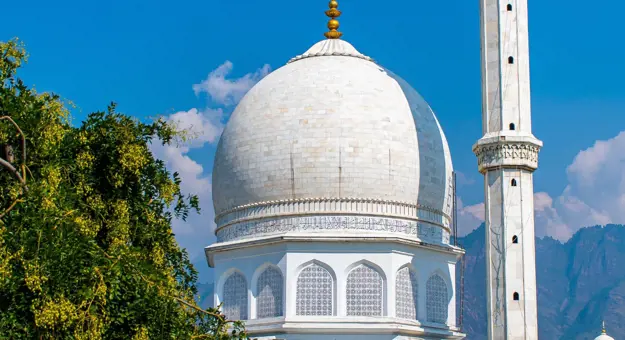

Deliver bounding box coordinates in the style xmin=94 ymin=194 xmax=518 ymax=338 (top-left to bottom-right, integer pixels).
xmin=324 ymin=1 xmax=342 ymax=39
xmin=602 ymin=321 xmax=606 ymax=334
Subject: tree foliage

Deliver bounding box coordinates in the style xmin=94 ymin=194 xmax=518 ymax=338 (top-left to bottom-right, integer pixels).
xmin=0 ymin=39 xmax=246 ymax=339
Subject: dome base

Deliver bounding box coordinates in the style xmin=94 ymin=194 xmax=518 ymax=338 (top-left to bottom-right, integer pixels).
xmin=245 ymin=317 xmax=465 ymax=340
xmin=209 ymin=239 xmax=464 ymax=339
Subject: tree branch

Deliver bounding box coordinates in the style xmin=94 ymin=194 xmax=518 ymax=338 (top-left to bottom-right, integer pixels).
xmin=0 ymin=198 xmax=23 ymax=219
xmin=171 ymin=295 xmax=231 ymax=323
xmin=0 ymin=116 xmax=28 ymax=196
xmin=0 ymin=154 xmax=27 ymax=218
xmin=0 ymin=116 xmax=26 ymax=178
xmin=133 ymin=266 xmax=232 ymax=324
xmin=0 ymin=156 xmax=26 ymax=187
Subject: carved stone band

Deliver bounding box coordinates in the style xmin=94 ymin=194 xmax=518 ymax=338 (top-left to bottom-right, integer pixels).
xmin=215 ymin=197 xmax=451 ymax=231
xmin=288 ymin=51 xmax=374 ymax=64
xmin=473 ymin=138 xmax=542 ymax=174
xmin=215 ymin=214 xmax=451 ymax=245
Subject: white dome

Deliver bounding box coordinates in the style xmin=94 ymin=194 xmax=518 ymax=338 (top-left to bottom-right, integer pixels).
xmin=212 ymin=39 xmax=453 ymax=244
xmin=594 ymin=323 xmax=614 ymax=340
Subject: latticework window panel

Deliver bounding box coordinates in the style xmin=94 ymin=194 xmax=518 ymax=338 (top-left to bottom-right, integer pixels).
xmin=296 ymin=263 xmax=333 ymax=316
xmin=395 ymin=267 xmax=418 ymax=319
xmin=223 ymin=272 xmax=248 ymax=320
xmin=256 ymin=267 xmax=284 ymax=318
xmin=346 ymin=264 xmax=383 ymax=316
xmin=426 ymin=274 xmax=448 ymax=324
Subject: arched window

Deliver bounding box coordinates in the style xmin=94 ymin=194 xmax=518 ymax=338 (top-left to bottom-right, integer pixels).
xmin=426 ymin=274 xmax=448 ymax=324
xmin=396 ymin=266 xmax=418 ymax=319
xmin=509 ymin=122 xmax=516 ymax=130
xmin=296 ymin=263 xmax=333 ymax=316
xmin=511 ymin=178 xmax=517 ymax=186
xmin=346 ymin=264 xmax=384 ymax=316
xmin=512 ymin=235 xmax=519 ymax=244
xmin=223 ymin=272 xmax=248 ymax=320
xmin=507 ymin=4 xmax=513 ymax=11
xmin=508 ymin=56 xmax=515 ymax=64
xmin=513 ymin=292 xmax=520 ymax=301
xmin=256 ymin=266 xmax=283 ymax=318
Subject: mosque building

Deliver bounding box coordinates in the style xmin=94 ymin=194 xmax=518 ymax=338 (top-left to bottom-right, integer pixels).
xmin=204 ymin=1 xmax=463 ymax=339
xmin=201 ymin=0 xmax=591 ymax=339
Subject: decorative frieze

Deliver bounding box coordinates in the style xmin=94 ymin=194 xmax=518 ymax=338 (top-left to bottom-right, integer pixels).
xmin=215 ymin=215 xmax=450 ymax=245
xmin=473 ymin=140 xmax=541 ymax=173
xmin=215 ymin=197 xmax=451 ymax=232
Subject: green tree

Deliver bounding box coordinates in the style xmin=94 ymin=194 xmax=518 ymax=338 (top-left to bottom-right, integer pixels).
xmin=0 ymin=39 xmax=246 ymax=339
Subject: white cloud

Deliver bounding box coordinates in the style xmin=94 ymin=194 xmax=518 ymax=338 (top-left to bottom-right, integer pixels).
xmin=533 ymin=192 xmax=569 ymax=240
xmin=457 ymin=131 xmax=625 ymax=241
xmin=457 ymin=191 xmax=576 ymax=241
xmin=192 ymin=61 xmax=271 ymax=106
xmin=149 ymin=61 xmax=270 ymax=281
xmin=149 ymin=108 xmax=224 ymax=214
xmin=536 ymin=131 xmax=625 ymax=240
xmin=456 ymin=198 xmax=485 ymax=236
xmin=166 ymin=108 xmax=225 ymax=146
xmin=149 ymin=109 xmax=215 ymax=238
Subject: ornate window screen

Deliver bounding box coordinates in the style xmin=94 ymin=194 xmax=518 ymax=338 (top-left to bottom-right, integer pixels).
xmin=426 ymin=274 xmax=448 ymax=324
xmin=396 ymin=266 xmax=418 ymax=319
xmin=256 ymin=267 xmax=284 ymax=318
xmin=296 ymin=263 xmax=334 ymax=316
xmin=346 ymin=264 xmax=383 ymax=316
xmin=223 ymin=272 xmax=248 ymax=320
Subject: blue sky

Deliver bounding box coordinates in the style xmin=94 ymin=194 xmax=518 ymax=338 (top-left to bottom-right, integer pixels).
xmin=3 ymin=0 xmax=625 ymax=280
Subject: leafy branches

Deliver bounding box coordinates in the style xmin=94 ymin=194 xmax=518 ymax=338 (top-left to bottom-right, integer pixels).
xmin=0 ymin=39 xmax=246 ymax=339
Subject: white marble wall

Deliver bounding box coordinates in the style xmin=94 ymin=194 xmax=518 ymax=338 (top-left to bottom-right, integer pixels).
xmin=519 ymin=170 xmax=538 ymax=338
xmin=478 ymin=0 xmax=540 ymax=339
xmin=211 ymin=240 xmax=461 ymax=338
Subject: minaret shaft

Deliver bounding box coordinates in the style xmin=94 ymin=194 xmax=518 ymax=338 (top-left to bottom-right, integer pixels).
xmin=474 ymin=0 xmax=542 ymax=339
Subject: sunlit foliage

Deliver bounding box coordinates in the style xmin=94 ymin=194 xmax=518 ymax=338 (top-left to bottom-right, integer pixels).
xmin=0 ymin=39 xmax=246 ymax=339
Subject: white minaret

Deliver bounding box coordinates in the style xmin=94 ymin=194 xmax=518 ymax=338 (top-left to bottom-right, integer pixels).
xmin=473 ymin=0 xmax=543 ymax=339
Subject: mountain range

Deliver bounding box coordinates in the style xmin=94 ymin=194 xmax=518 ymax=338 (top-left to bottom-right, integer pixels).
xmin=459 ymin=223 xmax=625 ymax=339
xmin=195 ymin=223 xmax=625 ymax=339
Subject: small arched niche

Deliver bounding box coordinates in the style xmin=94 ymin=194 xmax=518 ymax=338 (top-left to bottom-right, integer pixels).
xmin=295 ymin=260 xmax=336 ymax=316
xmin=346 ymin=262 xmax=385 ymax=317
xmin=255 ymin=266 xmax=284 ymax=318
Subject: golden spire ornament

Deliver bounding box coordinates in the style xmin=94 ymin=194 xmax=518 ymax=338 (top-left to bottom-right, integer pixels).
xmin=324 ymin=0 xmax=342 ymax=39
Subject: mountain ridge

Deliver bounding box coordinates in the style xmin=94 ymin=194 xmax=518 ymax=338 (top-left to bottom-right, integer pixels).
xmin=459 ymin=223 xmax=625 ymax=339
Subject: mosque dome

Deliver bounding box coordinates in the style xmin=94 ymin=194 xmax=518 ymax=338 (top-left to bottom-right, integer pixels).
xmin=594 ymin=322 xmax=614 ymax=340
xmin=212 ymin=36 xmax=453 ymax=244
xmin=595 ymin=335 xmax=615 ymax=340
xmin=206 ymin=3 xmax=465 ymax=338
